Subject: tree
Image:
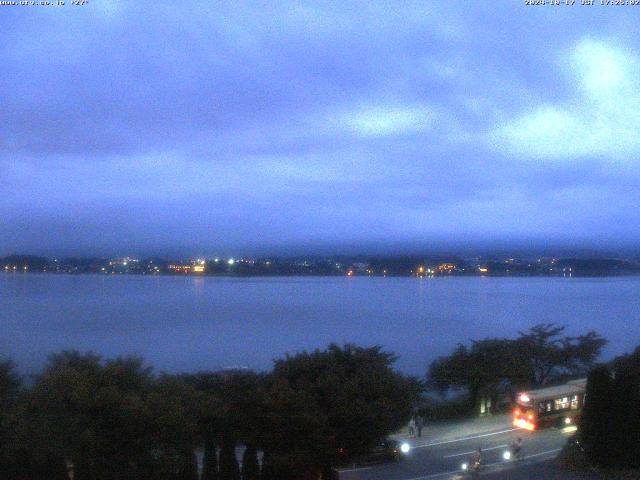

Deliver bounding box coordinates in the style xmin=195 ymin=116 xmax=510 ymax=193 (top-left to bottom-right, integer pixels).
xmin=20 ymin=351 xmax=199 ymax=480
xmin=201 ymin=439 xmax=218 ymax=480
xmin=517 ymin=324 xmax=606 ymax=385
xmin=560 ymin=331 xmax=608 ymax=378
xmin=612 ymin=346 xmax=640 ymax=378
xmin=610 ymin=369 xmax=640 ymax=468
xmin=580 ymin=365 xmax=614 ymax=466
xmin=262 ymin=344 xmax=419 ymax=478
xmin=219 ymin=440 xmax=240 ymax=480
xmin=428 ymin=339 xmax=529 ymax=413
xmin=427 ymin=325 xmax=607 ymax=415
xmin=0 ymin=359 xmax=24 ymax=480
xmin=516 ymin=324 xmax=566 ymax=385
xmin=259 ymin=451 xmax=277 ymax=480
xmin=184 ymin=370 xmax=267 ymax=480
xmin=241 ymin=445 xmax=259 ymax=480
xmin=579 ymin=346 xmax=640 ymax=469
xmin=183 ymin=371 xmax=225 ymax=477
xmin=174 ymin=447 xmax=199 ymax=480
xmin=146 ymin=374 xmax=199 ymax=480
xmin=0 ymin=359 xmax=21 ymax=407
xmin=23 ymin=351 xmax=105 ymax=479
xmin=610 ymin=347 xmax=640 ymax=468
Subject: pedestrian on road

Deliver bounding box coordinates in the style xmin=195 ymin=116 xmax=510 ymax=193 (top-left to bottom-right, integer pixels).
xmin=469 ymin=447 xmax=482 ymax=474
xmin=408 ymin=417 xmax=416 ymax=437
xmin=511 ymin=437 xmax=523 ymax=460
xmin=415 ymin=415 xmax=424 ymax=438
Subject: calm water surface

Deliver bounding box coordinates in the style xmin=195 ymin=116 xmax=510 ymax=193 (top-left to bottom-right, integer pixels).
xmin=1 ymin=274 xmax=639 ymax=375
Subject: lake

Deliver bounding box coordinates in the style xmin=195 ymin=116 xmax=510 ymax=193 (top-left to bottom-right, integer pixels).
xmin=1 ymin=274 xmax=639 ymax=376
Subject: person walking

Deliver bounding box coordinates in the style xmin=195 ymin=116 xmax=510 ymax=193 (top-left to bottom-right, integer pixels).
xmin=415 ymin=415 xmax=425 ymax=438
xmin=469 ymin=448 xmax=483 ymax=475
xmin=511 ymin=437 xmax=523 ymax=460
xmin=408 ymin=417 xmax=416 ymax=437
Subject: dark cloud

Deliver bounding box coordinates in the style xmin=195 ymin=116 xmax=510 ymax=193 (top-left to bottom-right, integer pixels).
xmin=1 ymin=2 xmax=639 ymax=255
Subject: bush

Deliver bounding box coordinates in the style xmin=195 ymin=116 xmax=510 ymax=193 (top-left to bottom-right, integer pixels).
xmin=581 ymin=366 xmax=615 ymax=466
xmin=580 ymin=350 xmax=640 ymax=469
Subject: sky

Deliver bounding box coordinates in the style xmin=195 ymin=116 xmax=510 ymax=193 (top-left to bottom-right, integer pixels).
xmin=2 ymin=1 xmax=640 ymax=257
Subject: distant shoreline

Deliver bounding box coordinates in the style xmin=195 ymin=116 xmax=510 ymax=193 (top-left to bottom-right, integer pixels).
xmin=2 ymin=271 xmax=640 ymax=279
xmin=3 ymin=254 xmax=640 ymax=278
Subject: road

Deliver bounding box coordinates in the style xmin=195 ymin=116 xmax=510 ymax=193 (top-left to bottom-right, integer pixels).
xmin=336 ymin=415 xmax=579 ymax=480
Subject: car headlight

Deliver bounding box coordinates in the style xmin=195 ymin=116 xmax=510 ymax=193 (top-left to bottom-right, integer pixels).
xmin=400 ymin=442 xmax=410 ymax=454
xmin=503 ymin=450 xmax=511 ymax=460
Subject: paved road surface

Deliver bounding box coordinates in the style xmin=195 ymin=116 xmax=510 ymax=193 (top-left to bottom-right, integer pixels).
xmin=478 ymin=459 xmax=602 ymax=480
xmin=336 ymin=416 xmax=578 ymax=480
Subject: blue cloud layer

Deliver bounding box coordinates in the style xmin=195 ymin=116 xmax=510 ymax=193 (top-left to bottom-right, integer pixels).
xmin=1 ymin=2 xmax=639 ymax=255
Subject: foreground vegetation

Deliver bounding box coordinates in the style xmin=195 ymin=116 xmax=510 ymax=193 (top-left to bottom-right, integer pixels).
xmin=556 ymin=346 xmax=640 ymax=478
xmin=0 ymin=345 xmax=418 ymax=480
xmin=426 ymin=324 xmax=607 ymax=415
xmin=1 ymin=325 xmax=636 ymax=479
xmin=580 ymin=346 xmax=640 ymax=469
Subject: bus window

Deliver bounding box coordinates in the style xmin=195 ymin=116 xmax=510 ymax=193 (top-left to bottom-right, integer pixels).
xmin=554 ymin=396 xmax=570 ymax=411
xmin=538 ymin=400 xmax=553 ymax=415
xmin=570 ymin=395 xmax=579 ymax=410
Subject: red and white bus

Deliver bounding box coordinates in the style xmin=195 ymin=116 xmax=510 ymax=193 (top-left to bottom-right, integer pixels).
xmin=513 ymin=379 xmax=586 ymax=431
